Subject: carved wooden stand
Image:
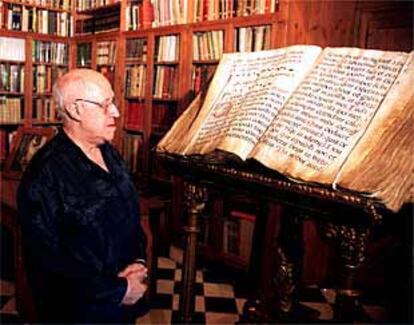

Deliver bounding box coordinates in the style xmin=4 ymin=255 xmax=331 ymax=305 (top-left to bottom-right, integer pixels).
xmin=159 ymin=154 xmax=385 ymax=323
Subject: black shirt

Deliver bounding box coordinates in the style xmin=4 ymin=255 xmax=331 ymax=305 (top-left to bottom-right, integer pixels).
xmin=17 ymin=129 xmax=147 ymax=323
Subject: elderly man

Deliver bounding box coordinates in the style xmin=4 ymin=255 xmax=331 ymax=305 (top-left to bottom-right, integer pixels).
xmin=17 ymin=69 xmax=148 ymax=323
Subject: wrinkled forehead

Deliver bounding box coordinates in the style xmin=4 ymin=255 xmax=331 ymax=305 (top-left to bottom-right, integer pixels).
xmin=62 ymin=71 xmax=114 ymax=103
xmin=76 ymin=74 xmax=114 ymax=99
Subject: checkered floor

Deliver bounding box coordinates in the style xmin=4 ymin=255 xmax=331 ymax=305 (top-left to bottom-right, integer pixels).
xmin=0 ymin=247 xmax=388 ymax=324
xmin=137 ymin=250 xmax=387 ymax=324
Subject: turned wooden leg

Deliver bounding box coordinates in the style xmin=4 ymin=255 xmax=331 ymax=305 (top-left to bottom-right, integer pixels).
xmin=322 ymin=223 xmax=370 ymax=322
xmin=179 ymin=182 xmax=207 ymax=323
xmin=272 ymin=210 xmax=304 ymax=318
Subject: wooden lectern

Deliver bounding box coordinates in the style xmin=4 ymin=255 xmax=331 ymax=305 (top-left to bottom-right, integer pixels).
xmin=157 ymin=152 xmax=393 ymax=323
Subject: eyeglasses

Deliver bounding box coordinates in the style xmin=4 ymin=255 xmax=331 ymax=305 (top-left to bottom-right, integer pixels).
xmin=74 ymin=98 xmax=118 ymax=115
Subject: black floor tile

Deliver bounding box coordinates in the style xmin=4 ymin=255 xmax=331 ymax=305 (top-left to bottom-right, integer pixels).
xmin=149 ymin=293 xmax=173 ymax=309
xmin=204 ymin=297 xmax=238 ymax=314
xmin=155 ymin=268 xmax=175 ymax=280
xmin=174 ymin=282 xmax=204 ymax=296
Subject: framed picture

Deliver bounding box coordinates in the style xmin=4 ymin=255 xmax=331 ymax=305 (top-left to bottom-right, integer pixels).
xmin=3 ymin=127 xmax=56 ymax=180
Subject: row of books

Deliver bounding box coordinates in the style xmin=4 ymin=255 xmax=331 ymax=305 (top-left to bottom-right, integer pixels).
xmin=124 ymin=102 xmax=145 ymax=130
xmin=121 ymin=132 xmax=143 ymax=174
xmin=193 ymin=0 xmax=278 ymax=22
xmin=125 ymin=0 xmax=278 ymax=30
xmin=0 ymin=37 xmax=25 ymax=61
xmin=0 ymin=63 xmax=25 ymax=93
xmin=153 ymin=66 xmax=177 ymax=99
xmin=235 ymin=25 xmax=271 ymax=52
xmin=33 ymin=65 xmax=67 ymax=94
xmin=32 ymin=97 xmax=58 ymax=121
xmin=125 ymin=0 xmax=153 ymax=30
xmin=193 ymin=30 xmax=224 ymax=61
xmin=125 ymin=65 xmax=147 ymax=98
xmin=2 ymin=4 xmax=73 ymax=36
xmin=0 ymin=97 xmax=23 ymax=123
xmin=155 ymin=35 xmax=179 ymax=62
xmin=3 ymin=0 xmax=72 ymax=10
xmin=32 ymin=40 xmax=68 ymax=65
xmin=96 ymin=41 xmax=116 ymax=65
xmin=76 ymin=0 xmax=120 ymax=11
xmin=126 ymin=38 xmax=148 ymax=62
xmin=76 ymin=42 xmax=92 ymax=67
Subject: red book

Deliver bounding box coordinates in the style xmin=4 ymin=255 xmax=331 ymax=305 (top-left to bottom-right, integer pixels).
xmin=141 ymin=0 xmax=154 ymax=29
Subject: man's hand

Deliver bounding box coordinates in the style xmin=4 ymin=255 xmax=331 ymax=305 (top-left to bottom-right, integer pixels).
xmin=118 ymin=263 xmax=148 ymax=305
xmin=118 ymin=263 xmax=148 ymax=280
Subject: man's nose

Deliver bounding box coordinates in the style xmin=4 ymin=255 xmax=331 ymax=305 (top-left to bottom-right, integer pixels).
xmin=109 ymin=103 xmax=120 ymax=118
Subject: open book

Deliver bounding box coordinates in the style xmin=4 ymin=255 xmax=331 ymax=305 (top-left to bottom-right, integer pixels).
xmin=157 ymin=45 xmax=414 ymax=212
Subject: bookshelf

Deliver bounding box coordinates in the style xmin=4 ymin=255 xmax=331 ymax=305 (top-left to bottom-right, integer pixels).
xmin=76 ymin=41 xmax=92 ymax=67
xmin=0 ymin=36 xmax=25 ymax=167
xmin=0 ymin=0 xmax=74 ymax=168
xmin=32 ymin=38 xmax=69 ymax=124
xmin=71 ymin=1 xmax=286 ymax=225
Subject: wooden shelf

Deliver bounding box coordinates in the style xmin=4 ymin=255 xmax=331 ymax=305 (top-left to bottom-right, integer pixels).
xmin=125 ymin=96 xmax=145 ymax=101
xmin=0 ymin=91 xmax=24 ymax=96
xmin=32 ymin=62 xmax=68 ymax=67
xmin=126 ymin=60 xmax=147 ymax=65
xmin=32 ymin=93 xmax=53 ymax=97
xmin=0 ymin=121 xmax=24 ymax=126
xmin=0 ymin=60 xmax=24 ymax=64
xmin=192 ymin=60 xmax=220 ymax=65
xmin=154 ymin=61 xmax=179 ymax=65
xmin=124 ymin=125 xmax=144 ymax=133
xmin=32 ymin=121 xmax=62 ymax=125
xmin=0 ymin=29 xmax=70 ymax=41
xmin=152 ymin=97 xmax=179 ymax=102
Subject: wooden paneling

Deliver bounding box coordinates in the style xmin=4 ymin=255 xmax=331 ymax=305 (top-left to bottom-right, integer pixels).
xmin=285 ymin=0 xmax=358 ymax=47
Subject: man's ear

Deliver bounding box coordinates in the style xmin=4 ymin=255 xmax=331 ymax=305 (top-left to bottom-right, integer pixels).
xmin=65 ymin=102 xmax=81 ymax=122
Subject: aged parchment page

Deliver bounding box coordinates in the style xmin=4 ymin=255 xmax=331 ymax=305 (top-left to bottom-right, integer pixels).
xmin=183 ymin=45 xmax=322 ymax=157
xmin=251 ymin=48 xmax=410 ymax=185
xmin=336 ymin=52 xmax=414 ymax=211
xmin=156 ymin=92 xmax=203 ymax=153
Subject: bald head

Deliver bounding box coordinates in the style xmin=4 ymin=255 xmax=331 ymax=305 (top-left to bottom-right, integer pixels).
xmin=53 ymin=69 xmax=113 ymax=119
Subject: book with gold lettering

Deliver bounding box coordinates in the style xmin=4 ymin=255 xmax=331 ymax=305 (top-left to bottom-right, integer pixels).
xmin=157 ymin=45 xmax=414 ymax=212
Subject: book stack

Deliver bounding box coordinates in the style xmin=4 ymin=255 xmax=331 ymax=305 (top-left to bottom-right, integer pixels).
xmin=0 ymin=63 xmax=24 ymax=93
xmin=126 ymin=65 xmax=147 ymax=98
xmin=235 ymin=25 xmax=271 ymax=52
xmin=193 ymin=30 xmax=224 ymax=61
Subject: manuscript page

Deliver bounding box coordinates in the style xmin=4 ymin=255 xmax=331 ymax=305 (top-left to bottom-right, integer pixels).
xmin=156 ymin=92 xmax=203 ymax=153
xmin=183 ymin=45 xmax=322 ymax=157
xmin=336 ymin=52 xmax=414 ymax=211
xmin=251 ymin=48 xmax=410 ymax=185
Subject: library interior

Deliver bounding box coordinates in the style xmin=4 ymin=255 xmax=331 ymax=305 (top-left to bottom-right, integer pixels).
xmin=0 ymin=0 xmax=413 ymax=324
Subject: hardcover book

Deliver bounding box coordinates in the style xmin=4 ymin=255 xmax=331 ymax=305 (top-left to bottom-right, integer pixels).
xmin=157 ymin=45 xmax=414 ymax=212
